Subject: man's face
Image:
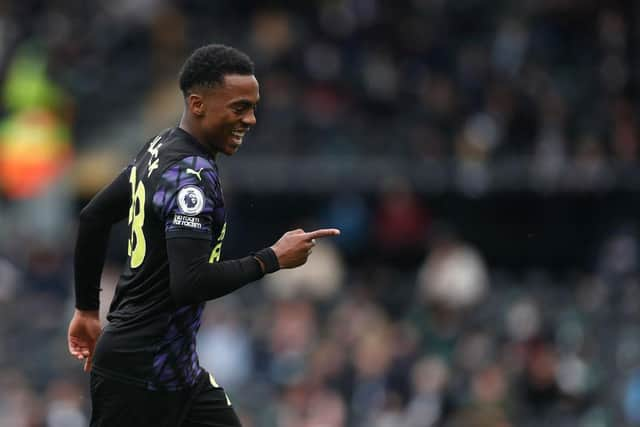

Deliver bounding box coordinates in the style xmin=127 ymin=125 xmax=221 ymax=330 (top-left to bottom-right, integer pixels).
xmin=195 ymin=74 xmax=260 ymax=155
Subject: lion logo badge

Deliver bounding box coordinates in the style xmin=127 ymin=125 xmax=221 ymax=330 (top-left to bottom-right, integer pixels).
xmin=177 ymin=186 xmax=204 ymax=215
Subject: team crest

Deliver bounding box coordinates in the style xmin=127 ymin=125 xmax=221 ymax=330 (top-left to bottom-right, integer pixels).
xmin=177 ymin=186 xmax=205 ymax=215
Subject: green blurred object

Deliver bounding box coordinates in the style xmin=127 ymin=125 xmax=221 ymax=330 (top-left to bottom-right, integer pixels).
xmin=2 ymin=41 xmax=65 ymax=112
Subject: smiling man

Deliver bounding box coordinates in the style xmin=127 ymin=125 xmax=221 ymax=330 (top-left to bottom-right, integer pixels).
xmin=67 ymin=44 xmax=339 ymax=427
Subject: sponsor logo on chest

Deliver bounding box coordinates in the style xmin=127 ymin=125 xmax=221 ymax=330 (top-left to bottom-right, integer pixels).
xmin=172 ymin=214 xmax=202 ymax=229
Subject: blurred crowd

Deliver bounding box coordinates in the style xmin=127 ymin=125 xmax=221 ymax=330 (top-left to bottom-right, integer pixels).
xmin=2 ymin=0 xmax=640 ymax=426
xmin=0 ymin=0 xmax=638 ymax=193
xmin=3 ymin=212 xmax=640 ymax=426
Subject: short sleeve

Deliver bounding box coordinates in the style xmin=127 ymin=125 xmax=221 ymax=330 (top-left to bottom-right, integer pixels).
xmin=152 ymin=156 xmax=221 ymax=240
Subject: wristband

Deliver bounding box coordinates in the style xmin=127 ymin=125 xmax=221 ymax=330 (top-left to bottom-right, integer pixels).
xmin=252 ymin=248 xmax=280 ymax=274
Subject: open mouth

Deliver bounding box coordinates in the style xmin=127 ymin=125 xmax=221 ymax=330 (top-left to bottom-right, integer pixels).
xmin=230 ymin=128 xmax=248 ymax=145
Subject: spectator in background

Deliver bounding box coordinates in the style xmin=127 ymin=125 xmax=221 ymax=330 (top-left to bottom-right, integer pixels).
xmin=264 ymin=237 xmax=345 ymax=301
xmin=417 ymin=231 xmax=488 ymax=311
xmin=0 ymin=40 xmax=74 ymax=244
xmin=374 ymin=177 xmax=431 ymax=267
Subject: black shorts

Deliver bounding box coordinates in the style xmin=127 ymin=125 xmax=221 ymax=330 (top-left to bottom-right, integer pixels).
xmin=89 ymin=370 xmax=242 ymax=427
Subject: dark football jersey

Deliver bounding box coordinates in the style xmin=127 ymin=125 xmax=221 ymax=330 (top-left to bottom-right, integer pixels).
xmin=92 ymin=127 xmax=226 ymax=391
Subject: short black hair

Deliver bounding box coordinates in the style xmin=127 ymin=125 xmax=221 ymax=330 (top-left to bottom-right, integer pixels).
xmin=179 ymin=44 xmax=254 ymax=96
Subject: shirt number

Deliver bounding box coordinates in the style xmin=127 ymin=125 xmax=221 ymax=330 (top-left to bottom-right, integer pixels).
xmin=128 ymin=166 xmax=146 ymax=268
xmin=208 ymin=222 xmax=226 ymax=263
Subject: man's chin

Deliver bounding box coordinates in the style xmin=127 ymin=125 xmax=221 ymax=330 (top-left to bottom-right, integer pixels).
xmin=230 ymin=140 xmax=243 ymax=152
xmin=222 ymin=144 xmax=241 ymax=156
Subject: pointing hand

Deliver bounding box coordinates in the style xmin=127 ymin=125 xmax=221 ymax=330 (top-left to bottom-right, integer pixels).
xmin=270 ymin=228 xmax=340 ymax=269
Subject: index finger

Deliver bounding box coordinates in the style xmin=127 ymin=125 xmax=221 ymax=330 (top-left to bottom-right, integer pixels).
xmin=304 ymin=228 xmax=341 ymax=240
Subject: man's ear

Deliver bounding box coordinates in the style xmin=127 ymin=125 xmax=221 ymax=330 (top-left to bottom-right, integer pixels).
xmin=187 ymin=93 xmax=205 ymax=117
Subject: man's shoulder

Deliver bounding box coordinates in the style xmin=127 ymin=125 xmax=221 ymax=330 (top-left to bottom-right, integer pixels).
xmin=167 ymin=156 xmax=218 ymax=183
xmin=156 ymin=155 xmax=219 ymax=192
xmin=151 ymin=154 xmax=222 ymax=218
xmin=153 ymin=127 xmax=212 ymax=164
xmin=141 ymin=128 xmax=218 ymax=184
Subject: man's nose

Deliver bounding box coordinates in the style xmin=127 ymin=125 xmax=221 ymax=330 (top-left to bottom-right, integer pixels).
xmin=242 ymin=110 xmax=256 ymax=126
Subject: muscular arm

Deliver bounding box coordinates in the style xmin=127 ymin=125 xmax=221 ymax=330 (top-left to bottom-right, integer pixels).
xmin=166 ymin=238 xmax=279 ymax=306
xmin=74 ymin=168 xmax=130 ymax=310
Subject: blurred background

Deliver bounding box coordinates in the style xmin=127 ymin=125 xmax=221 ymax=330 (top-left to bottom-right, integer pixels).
xmin=1 ymin=0 xmax=640 ymax=426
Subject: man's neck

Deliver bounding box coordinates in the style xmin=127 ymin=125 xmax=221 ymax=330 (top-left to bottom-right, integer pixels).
xmin=178 ymin=115 xmax=217 ymax=158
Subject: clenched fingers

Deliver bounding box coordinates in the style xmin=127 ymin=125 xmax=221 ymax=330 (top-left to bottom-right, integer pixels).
xmin=68 ymin=338 xmax=90 ymax=359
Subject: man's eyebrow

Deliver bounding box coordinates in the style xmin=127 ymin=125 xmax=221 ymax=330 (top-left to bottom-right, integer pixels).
xmin=229 ymin=99 xmax=259 ymax=107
